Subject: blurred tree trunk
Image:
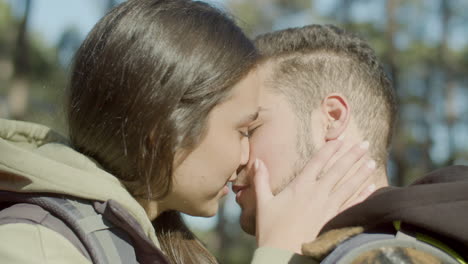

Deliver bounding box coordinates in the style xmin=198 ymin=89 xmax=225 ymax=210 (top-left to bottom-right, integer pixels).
xmin=384 ymin=0 xmax=407 ymax=186
xmin=13 ymin=0 xmax=31 ymax=77
xmin=439 ymin=0 xmax=457 ymax=166
xmin=416 ymin=2 xmax=437 ymax=178
xmin=384 ymin=0 xmax=398 ymax=87
xmin=8 ymin=0 xmax=32 ymax=120
xmin=421 ymin=64 xmax=435 ymax=172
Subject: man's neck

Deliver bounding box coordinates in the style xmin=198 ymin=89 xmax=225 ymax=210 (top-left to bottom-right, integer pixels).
xmin=346 ymin=167 xmax=388 ymax=210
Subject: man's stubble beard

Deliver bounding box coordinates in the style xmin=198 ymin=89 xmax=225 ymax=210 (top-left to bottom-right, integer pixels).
xmin=273 ymin=137 xmax=316 ymax=195
xmin=240 ymin=122 xmax=316 ymax=235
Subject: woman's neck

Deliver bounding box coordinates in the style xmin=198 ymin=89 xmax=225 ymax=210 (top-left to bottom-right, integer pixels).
xmin=136 ymin=198 xmax=166 ymax=221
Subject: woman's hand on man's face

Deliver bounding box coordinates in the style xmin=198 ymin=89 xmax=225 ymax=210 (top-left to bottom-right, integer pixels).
xmin=253 ymin=139 xmax=376 ymax=254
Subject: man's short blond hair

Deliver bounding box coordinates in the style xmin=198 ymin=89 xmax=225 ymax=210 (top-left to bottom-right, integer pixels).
xmin=255 ymin=24 xmax=397 ymax=166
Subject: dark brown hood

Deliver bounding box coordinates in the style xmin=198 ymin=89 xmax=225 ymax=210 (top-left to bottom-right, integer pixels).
xmin=321 ymin=165 xmax=468 ymax=257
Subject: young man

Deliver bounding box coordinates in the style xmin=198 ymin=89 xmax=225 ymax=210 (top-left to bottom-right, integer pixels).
xmin=235 ymin=25 xmax=468 ymax=263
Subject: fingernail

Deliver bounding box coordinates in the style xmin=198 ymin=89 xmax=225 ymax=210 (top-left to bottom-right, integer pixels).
xmin=337 ymin=134 xmax=345 ymax=140
xmin=367 ymin=160 xmax=376 ymax=169
xmin=360 ymin=141 xmax=369 ymax=149
xmin=254 ymin=159 xmax=259 ymax=170
xmin=368 ymin=183 xmax=376 ymax=192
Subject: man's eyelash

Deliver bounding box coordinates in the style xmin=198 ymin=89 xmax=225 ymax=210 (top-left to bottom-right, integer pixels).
xmin=240 ymin=131 xmax=249 ymax=137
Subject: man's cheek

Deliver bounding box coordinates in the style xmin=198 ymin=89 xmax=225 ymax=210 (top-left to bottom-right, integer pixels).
xmin=250 ymin=139 xmax=272 ymax=164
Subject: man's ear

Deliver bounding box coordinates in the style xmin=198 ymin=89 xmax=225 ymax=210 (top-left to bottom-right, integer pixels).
xmin=321 ymin=93 xmax=350 ymax=141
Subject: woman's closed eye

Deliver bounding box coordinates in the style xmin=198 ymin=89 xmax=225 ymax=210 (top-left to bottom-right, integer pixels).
xmin=239 ymin=125 xmax=261 ymax=138
xmin=247 ymin=124 xmax=261 ymax=138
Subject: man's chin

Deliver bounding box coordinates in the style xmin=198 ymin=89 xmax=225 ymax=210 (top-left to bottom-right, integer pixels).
xmin=239 ymin=211 xmax=256 ymax=235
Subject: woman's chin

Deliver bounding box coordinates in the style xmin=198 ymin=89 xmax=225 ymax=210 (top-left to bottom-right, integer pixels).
xmin=185 ymin=203 xmax=219 ymax=218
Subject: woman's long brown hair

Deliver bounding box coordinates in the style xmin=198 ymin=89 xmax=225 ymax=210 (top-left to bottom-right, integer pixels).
xmin=67 ymin=0 xmax=258 ymax=263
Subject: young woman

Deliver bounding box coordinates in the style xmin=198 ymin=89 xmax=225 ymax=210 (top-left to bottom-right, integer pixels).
xmin=0 ymin=0 xmax=374 ymax=263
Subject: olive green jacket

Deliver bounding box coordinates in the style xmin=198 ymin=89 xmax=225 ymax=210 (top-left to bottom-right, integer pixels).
xmin=0 ymin=119 xmax=314 ymax=264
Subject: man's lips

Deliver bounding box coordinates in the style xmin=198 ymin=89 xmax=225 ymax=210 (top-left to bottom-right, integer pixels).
xmin=232 ymin=184 xmax=249 ymax=203
xmin=232 ymin=184 xmax=248 ymax=194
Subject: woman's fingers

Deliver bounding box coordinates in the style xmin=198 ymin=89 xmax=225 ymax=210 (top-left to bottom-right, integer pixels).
xmin=331 ymin=156 xmax=376 ymax=211
xmin=254 ymin=139 xmax=376 ymax=253
xmin=294 ymin=140 xmax=343 ymax=186
xmin=339 ymin=183 xmax=376 ymax=213
xmin=253 ymin=159 xmax=274 ymax=207
xmin=321 ymin=141 xmax=370 ymax=191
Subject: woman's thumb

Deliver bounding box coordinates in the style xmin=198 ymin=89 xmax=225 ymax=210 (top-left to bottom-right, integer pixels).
xmin=253 ymin=159 xmax=273 ymax=206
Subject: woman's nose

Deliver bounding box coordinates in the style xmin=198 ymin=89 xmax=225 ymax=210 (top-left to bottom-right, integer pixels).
xmin=240 ymin=137 xmax=250 ymax=165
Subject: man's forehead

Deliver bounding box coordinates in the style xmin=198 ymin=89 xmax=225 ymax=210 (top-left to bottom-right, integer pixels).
xmin=257 ymin=106 xmax=268 ymax=116
xmin=257 ymin=61 xmax=286 ymax=99
xmin=257 ymin=60 xmax=276 ymax=84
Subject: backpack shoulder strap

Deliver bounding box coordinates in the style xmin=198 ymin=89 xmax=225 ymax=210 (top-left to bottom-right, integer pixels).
xmin=0 ymin=202 xmax=91 ymax=259
xmin=322 ymin=231 xmax=463 ymax=264
xmin=0 ymin=193 xmax=139 ymax=264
